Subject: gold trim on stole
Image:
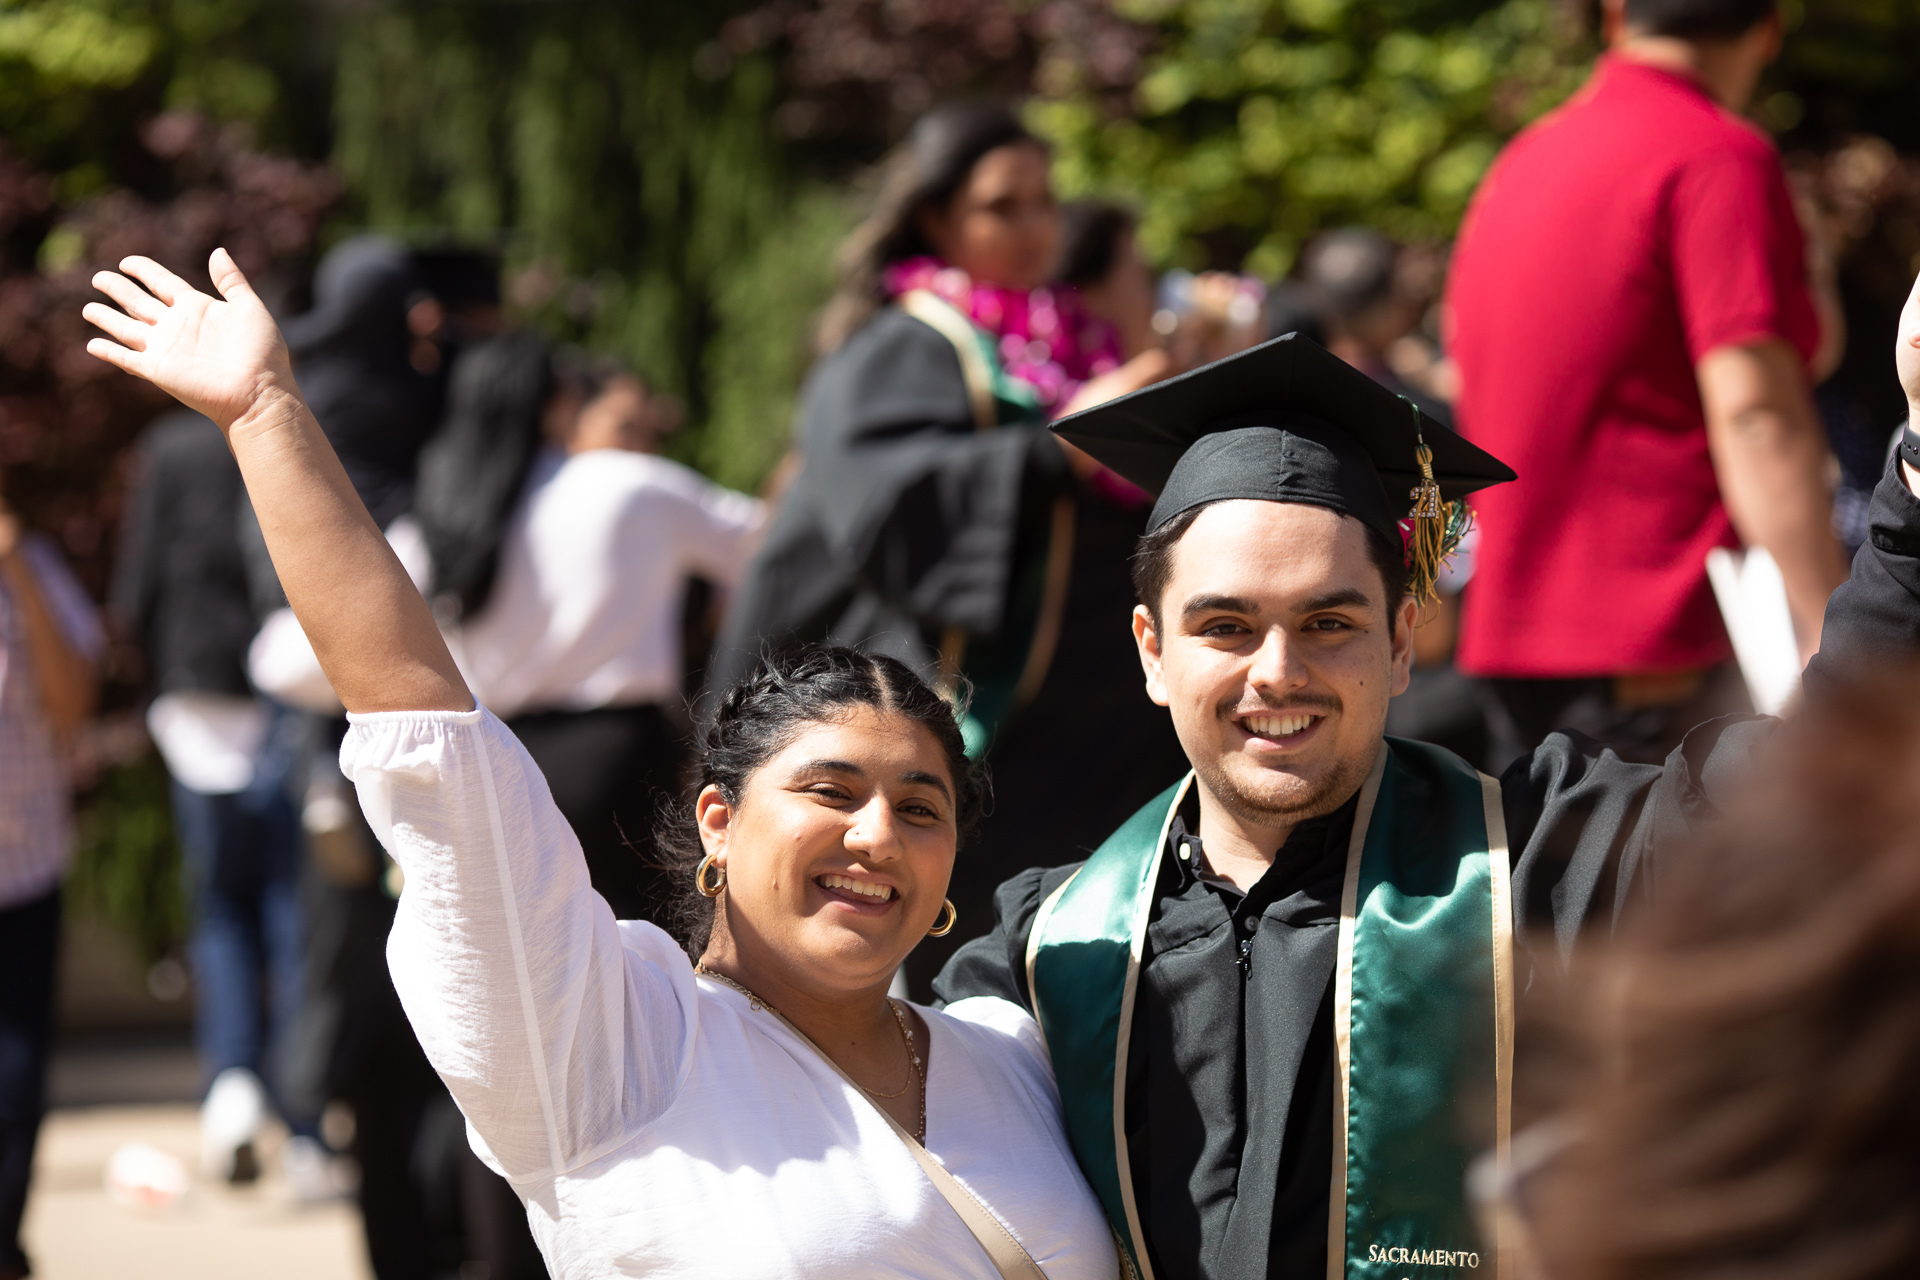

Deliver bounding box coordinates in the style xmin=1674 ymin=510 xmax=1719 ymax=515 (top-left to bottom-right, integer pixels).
xmin=1324 ymin=747 xmax=1514 ymax=1279
xmin=1326 ymin=747 xmax=1389 ymax=1280
xmin=1479 ymin=769 xmax=1515 ymax=1276
xmin=1029 ymin=773 xmax=1194 ymax=1280
xmin=899 ymin=289 xmax=997 ymax=431
xmin=1108 ymin=773 xmax=1191 ymax=1280
xmin=1010 ymin=496 xmax=1077 ymax=710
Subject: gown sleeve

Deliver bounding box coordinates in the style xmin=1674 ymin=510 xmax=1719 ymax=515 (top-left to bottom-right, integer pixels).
xmin=663 ymin=464 xmax=766 ymax=589
xmin=802 ymin=307 xmax=1067 ymax=637
xmin=340 ymin=708 xmax=697 ymax=1183
xmin=932 ymin=863 xmax=1081 ymax=1012
xmin=1506 ymin=455 xmax=1920 ymax=983
xmin=716 ymin=308 xmax=1068 ymax=689
xmin=1805 ymin=452 xmax=1920 ymax=683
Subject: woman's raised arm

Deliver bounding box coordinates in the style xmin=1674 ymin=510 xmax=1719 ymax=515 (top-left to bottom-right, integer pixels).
xmin=85 ymin=250 xmax=470 ymax=713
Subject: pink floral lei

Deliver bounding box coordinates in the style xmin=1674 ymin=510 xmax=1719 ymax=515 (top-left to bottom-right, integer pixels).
xmin=882 ymin=256 xmax=1122 ymax=415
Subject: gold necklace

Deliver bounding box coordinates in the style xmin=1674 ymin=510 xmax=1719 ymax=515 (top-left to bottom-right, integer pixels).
xmin=694 ymin=963 xmax=927 ymax=1140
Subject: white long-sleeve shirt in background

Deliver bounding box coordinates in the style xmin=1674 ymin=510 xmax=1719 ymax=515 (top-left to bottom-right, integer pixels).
xmin=253 ymin=448 xmax=765 ymax=719
xmin=447 ymin=447 xmax=763 ymax=717
xmin=341 ymin=707 xmax=1117 ymax=1279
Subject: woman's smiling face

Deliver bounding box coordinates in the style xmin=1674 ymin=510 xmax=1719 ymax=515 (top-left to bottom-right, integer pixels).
xmin=696 ymin=705 xmax=959 ymax=996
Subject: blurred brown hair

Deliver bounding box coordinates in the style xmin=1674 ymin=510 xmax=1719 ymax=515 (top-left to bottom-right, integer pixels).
xmin=816 ymin=102 xmax=1038 ymax=354
xmin=1528 ymin=667 xmax=1920 ymax=1280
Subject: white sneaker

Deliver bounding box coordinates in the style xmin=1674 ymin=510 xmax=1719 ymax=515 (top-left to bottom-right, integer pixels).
xmin=200 ymin=1067 xmax=267 ymax=1183
xmin=281 ymin=1134 xmax=357 ymax=1204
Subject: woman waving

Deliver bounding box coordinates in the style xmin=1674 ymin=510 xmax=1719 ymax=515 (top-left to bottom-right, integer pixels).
xmin=84 ymin=251 xmax=1114 ymax=1278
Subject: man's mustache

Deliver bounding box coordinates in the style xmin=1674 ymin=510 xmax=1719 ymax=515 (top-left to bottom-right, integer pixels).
xmin=1216 ymin=694 xmax=1342 ymax=720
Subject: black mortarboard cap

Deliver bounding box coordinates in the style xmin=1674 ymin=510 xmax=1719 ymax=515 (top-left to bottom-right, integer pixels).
xmin=412 ymin=248 xmax=502 ymax=309
xmin=1050 ymin=333 xmax=1514 ymax=540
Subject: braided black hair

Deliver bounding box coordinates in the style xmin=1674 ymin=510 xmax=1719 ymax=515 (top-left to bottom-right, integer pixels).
xmin=654 ymin=645 xmax=985 ymax=955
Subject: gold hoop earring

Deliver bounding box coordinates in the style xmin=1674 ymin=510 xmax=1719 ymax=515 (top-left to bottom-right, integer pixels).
xmin=694 ymin=853 xmax=727 ymax=898
xmin=928 ymin=898 xmax=958 ymax=938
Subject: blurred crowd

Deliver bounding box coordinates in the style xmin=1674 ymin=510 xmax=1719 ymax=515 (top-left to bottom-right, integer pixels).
xmin=5 ymin=0 xmax=1920 ymax=1274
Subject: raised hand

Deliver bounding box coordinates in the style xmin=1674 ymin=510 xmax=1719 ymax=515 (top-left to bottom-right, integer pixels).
xmin=84 ymin=249 xmax=297 ymax=432
xmin=80 ymin=247 xmax=471 ymax=714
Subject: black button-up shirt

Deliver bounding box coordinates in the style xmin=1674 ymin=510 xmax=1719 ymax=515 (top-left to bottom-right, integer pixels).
xmin=935 ymin=724 xmax=1766 ymax=1278
xmin=1130 ymin=795 xmax=1355 ymax=1278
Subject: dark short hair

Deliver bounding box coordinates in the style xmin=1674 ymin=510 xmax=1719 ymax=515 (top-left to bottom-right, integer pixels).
xmin=1059 ymin=200 xmax=1136 ymax=290
xmin=1623 ymin=0 xmax=1776 ymax=40
xmin=1131 ymin=500 xmax=1410 ymax=632
xmin=655 ymin=646 xmax=985 ymax=955
xmin=551 ymin=345 xmax=638 ymax=406
xmin=1300 ymin=226 xmax=1397 ymax=325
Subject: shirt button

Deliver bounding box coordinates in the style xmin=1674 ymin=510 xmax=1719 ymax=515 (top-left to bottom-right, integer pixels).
xmin=1243 ymin=916 xmax=1261 ymax=935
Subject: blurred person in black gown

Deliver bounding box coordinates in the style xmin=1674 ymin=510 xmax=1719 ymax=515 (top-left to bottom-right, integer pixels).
xmin=277 ymin=237 xmax=444 ymax=528
xmin=711 ymin=107 xmax=1188 ymax=993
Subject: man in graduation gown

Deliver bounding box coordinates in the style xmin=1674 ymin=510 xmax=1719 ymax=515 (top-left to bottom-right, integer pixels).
xmin=933 ymin=320 xmax=1920 ymax=1279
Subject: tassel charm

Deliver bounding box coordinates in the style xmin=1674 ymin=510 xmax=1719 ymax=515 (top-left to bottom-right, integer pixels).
xmin=1401 ymin=401 xmax=1474 ymax=611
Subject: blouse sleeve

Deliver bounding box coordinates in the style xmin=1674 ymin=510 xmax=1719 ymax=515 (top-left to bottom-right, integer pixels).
xmin=340 ymin=707 xmax=697 ymax=1181
xmin=666 ymin=465 xmax=767 ymax=588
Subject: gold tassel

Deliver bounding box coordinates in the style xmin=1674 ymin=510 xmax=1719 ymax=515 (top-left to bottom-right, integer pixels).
xmin=1408 ymin=442 xmax=1446 ymax=610
xmin=1403 ymin=402 xmax=1474 ymax=612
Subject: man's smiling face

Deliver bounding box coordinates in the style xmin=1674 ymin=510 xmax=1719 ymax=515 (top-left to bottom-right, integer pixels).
xmin=1133 ymin=498 xmax=1415 ymax=833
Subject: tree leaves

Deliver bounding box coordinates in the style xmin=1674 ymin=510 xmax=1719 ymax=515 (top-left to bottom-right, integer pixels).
xmin=1032 ymin=0 xmax=1592 ymax=276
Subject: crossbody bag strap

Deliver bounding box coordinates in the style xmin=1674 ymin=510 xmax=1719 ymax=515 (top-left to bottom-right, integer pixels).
xmin=773 ymin=1007 xmax=1051 ymax=1280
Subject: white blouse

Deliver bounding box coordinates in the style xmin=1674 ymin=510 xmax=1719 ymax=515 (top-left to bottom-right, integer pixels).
xmin=342 ymin=707 xmax=1117 ymax=1280
xmin=447 ymin=448 xmax=765 ymax=717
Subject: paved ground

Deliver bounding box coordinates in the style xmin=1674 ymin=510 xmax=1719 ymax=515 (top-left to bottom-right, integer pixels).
xmin=29 ymin=919 xmax=373 ymax=1279
xmin=23 ymin=1105 xmax=371 ymax=1280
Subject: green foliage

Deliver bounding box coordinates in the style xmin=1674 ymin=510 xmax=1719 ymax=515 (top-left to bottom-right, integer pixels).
xmin=694 ymin=185 xmax=856 ymax=491
xmin=331 ymin=3 xmax=838 ymax=491
xmin=0 ymin=0 xmax=327 ymax=179
xmin=1769 ymin=0 xmax=1920 ymax=146
xmin=67 ymin=753 xmax=186 ymax=966
xmin=1031 ymin=0 xmax=1594 ymax=276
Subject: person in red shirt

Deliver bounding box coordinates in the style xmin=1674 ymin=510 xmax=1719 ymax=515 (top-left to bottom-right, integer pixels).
xmin=1445 ymin=0 xmax=1849 ymax=768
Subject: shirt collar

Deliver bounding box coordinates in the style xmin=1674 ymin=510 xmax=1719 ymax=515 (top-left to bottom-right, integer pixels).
xmin=1166 ymin=786 xmax=1362 ymax=913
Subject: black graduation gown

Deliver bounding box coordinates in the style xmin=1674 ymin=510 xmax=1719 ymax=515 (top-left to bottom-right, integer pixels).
xmin=933 ymin=455 xmax=1920 ymax=1279
xmin=711 ymin=305 xmax=1067 ymax=684
xmin=712 ymin=305 xmax=1189 ymax=980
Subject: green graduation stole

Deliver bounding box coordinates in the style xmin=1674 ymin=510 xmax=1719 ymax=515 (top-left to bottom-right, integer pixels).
xmin=1026 ymin=738 xmax=1513 ymax=1280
